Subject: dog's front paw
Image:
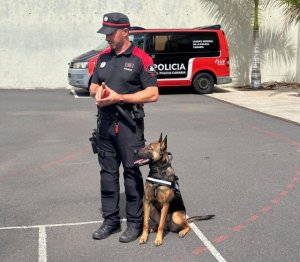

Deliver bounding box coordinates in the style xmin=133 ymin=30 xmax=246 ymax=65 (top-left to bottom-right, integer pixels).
xmin=178 ymin=227 xmax=190 ymax=238
xmin=154 ymin=237 xmax=163 ymax=246
xmin=139 ymin=233 xmax=148 ymax=244
xmin=178 ymin=231 xmax=187 ymax=238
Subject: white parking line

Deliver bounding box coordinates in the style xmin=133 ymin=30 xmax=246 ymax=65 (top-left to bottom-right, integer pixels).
xmin=70 ymin=89 xmax=79 ymax=98
xmin=38 ymin=226 xmax=47 ymax=262
xmin=0 ymin=220 xmax=105 ymax=262
xmin=0 ymin=220 xmax=103 ymax=230
xmin=189 ymin=222 xmax=227 ymax=262
xmin=0 ymin=218 xmax=225 ymax=261
xmin=70 ymin=89 xmax=91 ymax=98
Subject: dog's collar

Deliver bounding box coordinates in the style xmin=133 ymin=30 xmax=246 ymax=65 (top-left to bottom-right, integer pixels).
xmin=149 ymin=162 xmax=170 ymax=174
xmin=149 ymin=152 xmax=173 ymax=174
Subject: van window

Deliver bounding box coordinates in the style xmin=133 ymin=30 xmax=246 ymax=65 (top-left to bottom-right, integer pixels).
xmin=153 ymin=32 xmax=220 ymax=57
xmin=154 ymin=35 xmax=169 ymax=51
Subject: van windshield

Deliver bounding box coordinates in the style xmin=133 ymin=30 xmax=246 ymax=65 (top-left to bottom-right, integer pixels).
xmin=92 ymin=35 xmax=147 ymax=52
xmin=92 ymin=35 xmax=144 ymax=51
xmin=93 ymin=41 xmax=108 ymax=52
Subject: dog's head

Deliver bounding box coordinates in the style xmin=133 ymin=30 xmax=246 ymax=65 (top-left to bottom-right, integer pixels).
xmin=134 ymin=133 xmax=167 ymax=167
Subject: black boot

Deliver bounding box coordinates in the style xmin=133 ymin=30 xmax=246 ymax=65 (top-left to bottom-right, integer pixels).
xmin=119 ymin=225 xmax=142 ymax=243
xmin=92 ymin=224 xmax=121 ymax=240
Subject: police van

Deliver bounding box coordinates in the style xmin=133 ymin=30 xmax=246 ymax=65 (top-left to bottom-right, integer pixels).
xmin=68 ymin=25 xmax=232 ymax=94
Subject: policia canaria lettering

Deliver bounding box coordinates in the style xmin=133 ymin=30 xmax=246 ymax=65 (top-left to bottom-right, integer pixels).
xmin=154 ymin=63 xmax=186 ymax=76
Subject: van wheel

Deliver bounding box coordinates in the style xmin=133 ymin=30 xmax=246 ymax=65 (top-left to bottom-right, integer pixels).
xmin=192 ymin=73 xmax=214 ymax=94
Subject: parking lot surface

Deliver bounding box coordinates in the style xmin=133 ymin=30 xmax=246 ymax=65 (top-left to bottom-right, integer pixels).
xmin=1 ymin=88 xmax=299 ymax=262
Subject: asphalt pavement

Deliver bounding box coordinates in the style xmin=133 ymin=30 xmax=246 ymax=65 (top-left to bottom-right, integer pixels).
xmin=0 ymin=87 xmax=299 ymax=262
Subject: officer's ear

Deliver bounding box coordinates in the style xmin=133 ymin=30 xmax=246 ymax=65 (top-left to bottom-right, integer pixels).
xmin=122 ymin=28 xmax=129 ymax=36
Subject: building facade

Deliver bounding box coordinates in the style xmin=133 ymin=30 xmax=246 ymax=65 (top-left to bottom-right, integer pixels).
xmin=0 ymin=0 xmax=299 ymax=89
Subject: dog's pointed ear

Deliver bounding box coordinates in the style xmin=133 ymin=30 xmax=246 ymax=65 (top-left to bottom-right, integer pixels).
xmin=158 ymin=133 xmax=163 ymax=143
xmin=161 ymin=135 xmax=167 ymax=151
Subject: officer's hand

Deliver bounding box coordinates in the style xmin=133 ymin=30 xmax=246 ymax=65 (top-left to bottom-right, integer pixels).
xmin=95 ymin=84 xmax=121 ymax=107
xmin=101 ymin=82 xmax=110 ymax=98
xmin=95 ymin=83 xmax=104 ymax=102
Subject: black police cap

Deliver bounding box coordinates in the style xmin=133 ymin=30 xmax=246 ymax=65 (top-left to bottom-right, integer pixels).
xmin=97 ymin=12 xmax=130 ymax=35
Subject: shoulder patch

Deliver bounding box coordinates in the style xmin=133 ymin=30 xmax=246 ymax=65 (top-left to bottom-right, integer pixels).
xmin=147 ymin=65 xmax=156 ymax=74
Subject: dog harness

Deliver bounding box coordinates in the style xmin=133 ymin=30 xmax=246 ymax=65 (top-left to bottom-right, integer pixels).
xmin=146 ymin=153 xmax=186 ymax=213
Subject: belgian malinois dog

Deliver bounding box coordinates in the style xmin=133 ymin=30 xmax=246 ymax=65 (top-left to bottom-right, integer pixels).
xmin=134 ymin=134 xmax=214 ymax=246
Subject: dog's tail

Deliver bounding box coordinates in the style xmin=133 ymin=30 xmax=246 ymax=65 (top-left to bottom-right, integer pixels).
xmin=187 ymin=215 xmax=215 ymax=223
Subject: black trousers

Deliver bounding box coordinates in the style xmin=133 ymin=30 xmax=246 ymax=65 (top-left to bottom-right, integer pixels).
xmin=96 ymin=115 xmax=145 ymax=228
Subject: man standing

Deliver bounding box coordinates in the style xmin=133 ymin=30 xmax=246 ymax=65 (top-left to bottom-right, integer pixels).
xmin=90 ymin=12 xmax=158 ymax=243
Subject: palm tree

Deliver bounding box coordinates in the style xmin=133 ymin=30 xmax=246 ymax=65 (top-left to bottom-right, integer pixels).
xmin=250 ymin=0 xmax=262 ymax=88
xmin=199 ymin=0 xmax=295 ymax=86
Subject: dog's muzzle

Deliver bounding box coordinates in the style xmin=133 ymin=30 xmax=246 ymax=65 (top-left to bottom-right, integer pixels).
xmin=133 ymin=150 xmax=152 ymax=167
xmin=133 ymin=158 xmax=151 ymax=166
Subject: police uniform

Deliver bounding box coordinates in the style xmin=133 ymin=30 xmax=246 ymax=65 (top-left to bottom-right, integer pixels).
xmin=91 ymin=13 xmax=157 ymax=237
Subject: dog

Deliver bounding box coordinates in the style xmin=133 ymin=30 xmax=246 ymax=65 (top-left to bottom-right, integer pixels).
xmin=134 ymin=133 xmax=214 ymax=246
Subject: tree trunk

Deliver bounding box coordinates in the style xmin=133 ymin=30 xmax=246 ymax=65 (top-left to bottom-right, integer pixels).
xmin=251 ymin=0 xmax=262 ymax=88
xmin=251 ymin=29 xmax=261 ymax=88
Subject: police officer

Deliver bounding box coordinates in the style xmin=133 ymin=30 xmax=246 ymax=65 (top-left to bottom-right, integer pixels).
xmin=90 ymin=12 xmax=158 ymax=243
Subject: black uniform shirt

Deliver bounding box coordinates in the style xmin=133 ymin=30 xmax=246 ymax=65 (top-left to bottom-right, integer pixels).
xmin=91 ymin=44 xmax=157 ymax=111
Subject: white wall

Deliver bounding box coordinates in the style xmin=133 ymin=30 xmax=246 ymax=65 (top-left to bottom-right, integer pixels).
xmin=259 ymin=6 xmax=298 ymax=83
xmin=297 ymin=23 xmax=300 ymax=82
xmin=0 ymin=0 xmax=299 ymax=89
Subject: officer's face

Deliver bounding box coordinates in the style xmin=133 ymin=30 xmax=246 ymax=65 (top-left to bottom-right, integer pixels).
xmin=106 ymin=28 xmax=129 ymax=51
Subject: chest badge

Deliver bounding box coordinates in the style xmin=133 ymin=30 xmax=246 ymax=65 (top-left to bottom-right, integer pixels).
xmin=124 ymin=62 xmax=134 ymax=71
xmin=100 ymin=61 xmax=106 ymax=68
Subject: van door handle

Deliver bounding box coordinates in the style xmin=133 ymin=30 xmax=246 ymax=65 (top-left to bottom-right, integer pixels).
xmin=151 ymin=54 xmax=155 ymax=58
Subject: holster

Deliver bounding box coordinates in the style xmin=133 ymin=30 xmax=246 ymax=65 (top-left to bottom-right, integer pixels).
xmin=132 ymin=104 xmax=145 ymax=120
xmin=89 ymin=129 xmax=98 ymax=154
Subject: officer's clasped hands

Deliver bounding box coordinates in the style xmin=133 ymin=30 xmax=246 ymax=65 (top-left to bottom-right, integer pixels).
xmin=95 ymin=82 xmax=122 ymax=107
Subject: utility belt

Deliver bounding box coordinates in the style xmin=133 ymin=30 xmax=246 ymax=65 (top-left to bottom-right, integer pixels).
xmin=98 ymin=103 xmax=145 ymax=121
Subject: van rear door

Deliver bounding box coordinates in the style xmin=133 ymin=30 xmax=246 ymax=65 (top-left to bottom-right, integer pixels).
xmin=150 ymin=33 xmax=190 ymax=81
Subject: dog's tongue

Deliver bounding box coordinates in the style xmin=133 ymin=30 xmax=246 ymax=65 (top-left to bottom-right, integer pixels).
xmin=134 ymin=158 xmax=150 ymax=166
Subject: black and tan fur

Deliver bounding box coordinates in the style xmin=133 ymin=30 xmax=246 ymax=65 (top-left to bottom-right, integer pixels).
xmin=134 ymin=134 xmax=214 ymax=246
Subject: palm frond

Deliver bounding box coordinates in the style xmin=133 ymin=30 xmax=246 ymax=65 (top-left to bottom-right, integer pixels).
xmin=268 ymin=0 xmax=300 ymax=27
